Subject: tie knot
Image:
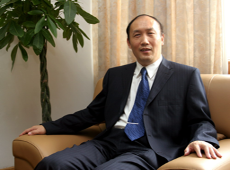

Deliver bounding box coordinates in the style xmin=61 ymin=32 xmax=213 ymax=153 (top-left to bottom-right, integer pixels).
xmin=141 ymin=67 xmax=147 ymax=76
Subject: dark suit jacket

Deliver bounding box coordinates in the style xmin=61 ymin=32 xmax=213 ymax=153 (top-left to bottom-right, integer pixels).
xmin=43 ymin=57 xmax=219 ymax=161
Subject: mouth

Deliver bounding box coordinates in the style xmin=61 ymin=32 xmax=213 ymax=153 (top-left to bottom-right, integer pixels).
xmin=140 ymin=48 xmax=151 ymax=53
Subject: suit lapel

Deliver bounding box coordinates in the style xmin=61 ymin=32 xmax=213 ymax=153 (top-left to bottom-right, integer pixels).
xmin=146 ymin=58 xmax=174 ymax=105
xmin=122 ymin=63 xmax=136 ymax=89
xmin=120 ymin=63 xmax=136 ymax=111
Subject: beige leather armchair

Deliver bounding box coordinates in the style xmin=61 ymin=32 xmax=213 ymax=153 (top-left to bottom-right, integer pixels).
xmin=13 ymin=74 xmax=230 ymax=170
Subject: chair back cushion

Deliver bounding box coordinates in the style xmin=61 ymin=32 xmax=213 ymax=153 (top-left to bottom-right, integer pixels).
xmin=93 ymin=78 xmax=103 ymax=99
xmin=201 ymin=74 xmax=230 ymax=138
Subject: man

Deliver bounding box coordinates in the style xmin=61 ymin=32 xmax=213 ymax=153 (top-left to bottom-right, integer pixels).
xmin=20 ymin=14 xmax=222 ymax=170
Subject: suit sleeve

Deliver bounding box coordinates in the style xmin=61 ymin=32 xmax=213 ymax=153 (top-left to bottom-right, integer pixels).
xmin=42 ymin=70 xmax=110 ymax=135
xmin=186 ymin=68 xmax=219 ymax=148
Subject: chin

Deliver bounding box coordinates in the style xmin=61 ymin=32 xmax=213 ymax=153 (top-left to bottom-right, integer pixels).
xmin=139 ymin=60 xmax=152 ymax=66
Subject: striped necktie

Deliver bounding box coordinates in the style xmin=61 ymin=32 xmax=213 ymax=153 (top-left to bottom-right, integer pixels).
xmin=125 ymin=67 xmax=150 ymax=141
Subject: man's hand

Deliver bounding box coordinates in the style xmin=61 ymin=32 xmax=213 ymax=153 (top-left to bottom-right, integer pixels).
xmin=184 ymin=141 xmax=222 ymax=159
xmin=19 ymin=125 xmax=46 ymax=136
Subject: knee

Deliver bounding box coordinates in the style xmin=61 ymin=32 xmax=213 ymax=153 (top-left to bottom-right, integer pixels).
xmin=35 ymin=156 xmax=57 ymax=170
xmin=35 ymin=155 xmax=70 ymax=170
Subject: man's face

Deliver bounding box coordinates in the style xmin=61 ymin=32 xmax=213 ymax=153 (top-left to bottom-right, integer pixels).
xmin=127 ymin=16 xmax=164 ymax=66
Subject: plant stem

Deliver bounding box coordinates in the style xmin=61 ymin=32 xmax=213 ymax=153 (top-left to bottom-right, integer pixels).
xmin=39 ymin=41 xmax=52 ymax=123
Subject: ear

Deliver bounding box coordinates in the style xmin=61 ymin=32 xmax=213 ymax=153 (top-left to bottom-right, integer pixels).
xmin=161 ymin=33 xmax=165 ymax=45
xmin=127 ymin=38 xmax=132 ymax=49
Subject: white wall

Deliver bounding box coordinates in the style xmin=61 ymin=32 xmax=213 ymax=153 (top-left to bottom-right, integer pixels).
xmin=0 ymin=0 xmax=93 ymax=168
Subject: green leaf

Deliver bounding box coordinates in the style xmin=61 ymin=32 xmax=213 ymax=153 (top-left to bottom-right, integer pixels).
xmin=0 ymin=0 xmax=10 ymax=6
xmin=65 ymin=27 xmax=72 ymax=40
xmin=47 ymin=16 xmax=57 ymax=37
xmin=76 ymin=32 xmax=83 ymax=47
xmin=54 ymin=1 xmax=64 ymax=8
xmin=72 ymin=33 xmax=78 ymax=53
xmin=43 ymin=0 xmax=52 ymax=7
xmin=76 ymin=5 xmax=99 ymax=24
xmin=70 ymin=23 xmax=83 ymax=47
xmin=0 ymin=37 xmax=8 ymax=49
xmin=58 ymin=18 xmax=68 ymax=30
xmin=22 ymin=21 xmax=36 ymax=28
xmin=35 ymin=16 xmax=45 ymax=34
xmin=6 ymin=0 xmax=19 ymax=5
xmin=28 ymin=10 xmax=44 ymax=15
xmin=31 ymin=0 xmax=41 ymax=5
xmin=19 ymin=44 xmax=28 ymax=62
xmin=0 ymin=34 xmax=12 ymax=49
xmin=9 ymin=7 xmax=22 ymax=18
xmin=64 ymin=1 xmax=77 ymax=25
xmin=0 ymin=5 xmax=8 ymax=16
xmin=6 ymin=33 xmax=14 ymax=51
xmin=0 ymin=23 xmax=9 ymax=40
xmin=23 ymin=0 xmax=31 ymax=13
xmin=9 ymin=22 xmax=24 ymax=37
xmin=55 ymin=19 xmax=65 ymax=30
xmin=33 ymin=32 xmax=44 ymax=55
xmin=77 ymin=26 xmax=90 ymax=40
xmin=0 ymin=16 xmax=5 ymax=27
xmin=49 ymin=9 xmax=59 ymax=19
xmin=41 ymin=29 xmax=55 ymax=47
xmin=72 ymin=22 xmax=90 ymax=40
xmin=11 ymin=44 xmax=18 ymax=71
xmin=48 ymin=15 xmax=65 ymax=30
xmin=23 ymin=29 xmax=35 ymax=45
xmin=63 ymin=29 xmax=67 ymax=39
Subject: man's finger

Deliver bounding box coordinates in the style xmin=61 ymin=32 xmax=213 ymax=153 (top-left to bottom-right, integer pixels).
xmin=28 ymin=129 xmax=41 ymax=135
xmin=19 ymin=126 xmax=42 ymax=136
xmin=28 ymin=131 xmax=35 ymax=135
xmin=193 ymin=144 xmax=202 ymax=158
xmin=184 ymin=146 xmax=191 ymax=156
xmin=28 ymin=131 xmax=39 ymax=135
xmin=203 ymin=145 xmax=211 ymax=159
xmin=19 ymin=127 xmax=34 ymax=136
xmin=19 ymin=129 xmax=28 ymax=136
xmin=213 ymin=147 xmax=222 ymax=158
xmin=209 ymin=147 xmax=217 ymax=159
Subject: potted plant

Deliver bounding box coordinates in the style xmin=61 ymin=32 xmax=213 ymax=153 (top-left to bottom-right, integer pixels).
xmin=0 ymin=0 xmax=99 ymax=122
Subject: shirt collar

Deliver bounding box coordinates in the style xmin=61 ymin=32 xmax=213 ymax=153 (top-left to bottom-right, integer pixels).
xmin=134 ymin=55 xmax=163 ymax=78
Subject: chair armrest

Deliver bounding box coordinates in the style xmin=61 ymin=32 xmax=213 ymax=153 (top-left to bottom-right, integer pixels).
xmin=157 ymin=139 xmax=230 ymax=170
xmin=13 ymin=125 xmax=102 ymax=170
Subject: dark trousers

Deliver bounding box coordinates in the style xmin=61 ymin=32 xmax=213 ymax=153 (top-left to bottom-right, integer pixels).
xmin=35 ymin=128 xmax=167 ymax=170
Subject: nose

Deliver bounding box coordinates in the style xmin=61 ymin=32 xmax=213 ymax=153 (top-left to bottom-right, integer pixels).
xmin=141 ymin=35 xmax=149 ymax=45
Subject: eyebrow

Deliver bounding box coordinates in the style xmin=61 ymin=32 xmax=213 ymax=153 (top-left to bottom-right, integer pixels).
xmin=132 ymin=28 xmax=155 ymax=34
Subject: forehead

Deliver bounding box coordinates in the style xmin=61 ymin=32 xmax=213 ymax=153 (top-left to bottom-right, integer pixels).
xmin=130 ymin=16 xmax=160 ymax=33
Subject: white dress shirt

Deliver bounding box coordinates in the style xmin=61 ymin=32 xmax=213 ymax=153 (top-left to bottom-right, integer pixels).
xmin=114 ymin=55 xmax=163 ymax=129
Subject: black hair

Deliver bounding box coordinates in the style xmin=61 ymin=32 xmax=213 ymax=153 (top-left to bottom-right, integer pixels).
xmin=126 ymin=14 xmax=164 ymax=41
